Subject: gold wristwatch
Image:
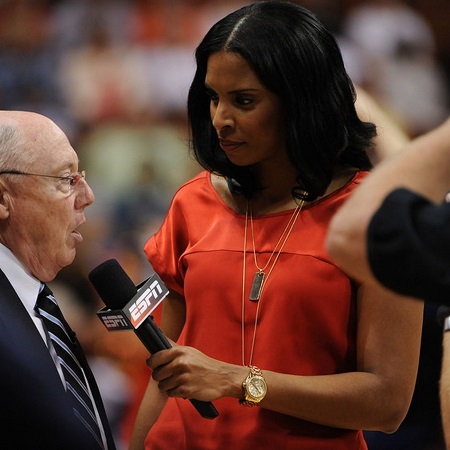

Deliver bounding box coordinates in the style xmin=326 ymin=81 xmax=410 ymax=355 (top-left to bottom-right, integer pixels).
xmin=239 ymin=365 xmax=267 ymax=407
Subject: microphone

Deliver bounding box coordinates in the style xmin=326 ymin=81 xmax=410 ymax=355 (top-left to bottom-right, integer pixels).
xmin=88 ymin=258 xmax=219 ymax=420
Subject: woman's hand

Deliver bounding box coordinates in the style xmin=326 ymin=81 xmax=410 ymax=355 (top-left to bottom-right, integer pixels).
xmin=147 ymin=344 xmax=246 ymax=402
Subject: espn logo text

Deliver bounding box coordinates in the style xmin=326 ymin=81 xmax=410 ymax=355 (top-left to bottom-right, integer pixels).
xmin=129 ymin=280 xmax=164 ymax=327
xmin=100 ymin=313 xmax=132 ymax=330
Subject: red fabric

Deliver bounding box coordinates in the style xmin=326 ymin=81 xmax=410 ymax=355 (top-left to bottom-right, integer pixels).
xmin=144 ymin=171 xmax=368 ymax=450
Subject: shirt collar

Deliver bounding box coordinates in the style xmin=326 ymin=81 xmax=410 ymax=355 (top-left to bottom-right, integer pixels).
xmin=0 ymin=243 xmax=41 ymax=312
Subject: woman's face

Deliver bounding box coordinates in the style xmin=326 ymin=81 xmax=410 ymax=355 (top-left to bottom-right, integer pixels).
xmin=205 ymin=51 xmax=287 ymax=168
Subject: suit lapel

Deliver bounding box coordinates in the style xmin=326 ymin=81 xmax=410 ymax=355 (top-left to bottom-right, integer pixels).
xmin=0 ymin=269 xmax=65 ymax=383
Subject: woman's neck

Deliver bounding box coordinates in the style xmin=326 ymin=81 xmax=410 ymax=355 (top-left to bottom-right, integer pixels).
xmin=212 ymin=165 xmax=358 ymax=216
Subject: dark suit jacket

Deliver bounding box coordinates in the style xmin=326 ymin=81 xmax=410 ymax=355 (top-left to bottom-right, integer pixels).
xmin=0 ymin=269 xmax=116 ymax=450
xmin=368 ymin=188 xmax=450 ymax=304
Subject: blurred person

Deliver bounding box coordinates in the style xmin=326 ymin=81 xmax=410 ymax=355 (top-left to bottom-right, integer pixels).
xmin=343 ymin=0 xmax=448 ymax=135
xmin=129 ymin=3 xmax=423 ymax=449
xmin=0 ymin=0 xmax=59 ymax=111
xmin=78 ymin=120 xmax=199 ymax=236
xmin=355 ymin=85 xmax=410 ymax=163
xmin=129 ymin=0 xmax=249 ymax=122
xmin=0 ymin=111 xmax=116 ymax=449
xmin=326 ymin=117 xmax=450 ymax=304
xmin=129 ymin=0 xmax=248 ymax=48
xmin=355 ymin=86 xmax=445 ymax=449
xmin=50 ymin=0 xmax=131 ymax=53
xmin=344 ymin=0 xmax=435 ymax=61
xmin=371 ymin=39 xmax=449 ymax=136
xmin=110 ymin=162 xmax=169 ymax=247
xmin=327 ymin=117 xmax=450 ymax=449
xmin=57 ymin=24 xmax=153 ymax=128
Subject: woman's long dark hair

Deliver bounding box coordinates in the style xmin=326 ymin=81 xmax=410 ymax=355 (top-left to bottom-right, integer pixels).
xmin=187 ymin=1 xmax=375 ymax=200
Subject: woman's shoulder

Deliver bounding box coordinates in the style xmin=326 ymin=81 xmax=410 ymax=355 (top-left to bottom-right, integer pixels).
xmin=170 ymin=171 xmax=238 ymax=213
xmin=177 ymin=170 xmax=210 ymax=190
xmin=334 ymin=169 xmax=369 ymax=197
xmin=171 ymin=171 xmax=213 ymax=201
xmin=318 ymin=168 xmax=368 ymax=200
xmin=306 ymin=169 xmax=368 ymax=212
xmin=332 ymin=166 xmax=368 ymax=191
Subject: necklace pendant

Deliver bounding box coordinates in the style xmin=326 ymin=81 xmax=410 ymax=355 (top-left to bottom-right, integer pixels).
xmin=249 ymin=271 xmax=265 ymax=301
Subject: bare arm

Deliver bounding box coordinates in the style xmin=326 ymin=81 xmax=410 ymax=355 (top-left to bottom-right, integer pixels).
xmin=143 ymin=283 xmax=423 ymax=433
xmin=259 ymin=284 xmax=422 ymax=431
xmin=128 ymin=380 xmax=168 ymax=450
xmin=129 ymin=291 xmax=186 ymax=450
xmin=326 ymin=117 xmax=450 ymax=285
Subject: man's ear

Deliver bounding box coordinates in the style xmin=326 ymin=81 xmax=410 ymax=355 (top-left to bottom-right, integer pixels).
xmin=0 ymin=183 xmax=11 ymax=219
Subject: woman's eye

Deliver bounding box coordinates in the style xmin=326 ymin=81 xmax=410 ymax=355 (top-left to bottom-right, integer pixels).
xmin=236 ymin=95 xmax=253 ymax=106
xmin=205 ymin=89 xmax=218 ymax=103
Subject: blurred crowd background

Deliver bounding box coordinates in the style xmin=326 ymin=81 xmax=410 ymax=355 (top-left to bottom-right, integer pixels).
xmin=1 ymin=0 xmax=449 ymax=448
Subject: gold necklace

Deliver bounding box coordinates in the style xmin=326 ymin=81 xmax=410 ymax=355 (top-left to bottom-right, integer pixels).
xmin=241 ymin=198 xmax=305 ymax=366
xmin=249 ymin=200 xmax=305 ymax=301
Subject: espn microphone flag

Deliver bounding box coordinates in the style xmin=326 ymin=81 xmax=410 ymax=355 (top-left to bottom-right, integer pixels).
xmin=95 ymin=268 xmax=169 ymax=332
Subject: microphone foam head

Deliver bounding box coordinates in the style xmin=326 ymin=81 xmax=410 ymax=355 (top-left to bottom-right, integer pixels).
xmin=88 ymin=259 xmax=137 ymax=309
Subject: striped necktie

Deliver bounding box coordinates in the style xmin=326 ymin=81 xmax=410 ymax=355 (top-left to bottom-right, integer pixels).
xmin=35 ymin=284 xmax=104 ymax=449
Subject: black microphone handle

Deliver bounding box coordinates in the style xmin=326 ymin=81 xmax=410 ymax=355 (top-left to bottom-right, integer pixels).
xmin=134 ymin=316 xmax=171 ymax=354
xmin=135 ymin=316 xmax=219 ymax=419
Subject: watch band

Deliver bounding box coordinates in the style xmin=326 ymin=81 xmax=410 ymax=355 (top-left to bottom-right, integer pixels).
xmin=239 ymin=365 xmax=267 ymax=407
xmin=249 ymin=365 xmax=262 ymax=377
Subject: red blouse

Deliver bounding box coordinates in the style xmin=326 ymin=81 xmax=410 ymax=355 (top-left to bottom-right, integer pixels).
xmin=144 ymin=171 xmax=368 ymax=450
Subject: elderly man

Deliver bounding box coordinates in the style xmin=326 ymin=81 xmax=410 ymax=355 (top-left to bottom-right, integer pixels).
xmin=0 ymin=111 xmax=115 ymax=449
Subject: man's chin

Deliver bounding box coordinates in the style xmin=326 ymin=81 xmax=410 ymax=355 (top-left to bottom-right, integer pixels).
xmin=60 ymin=249 xmax=77 ymax=269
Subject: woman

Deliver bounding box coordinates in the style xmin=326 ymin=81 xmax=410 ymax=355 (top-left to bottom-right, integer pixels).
xmin=130 ymin=2 xmax=423 ymax=449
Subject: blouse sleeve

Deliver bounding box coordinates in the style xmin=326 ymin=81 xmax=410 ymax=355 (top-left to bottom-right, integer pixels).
xmin=144 ymin=194 xmax=190 ymax=297
xmin=368 ymin=188 xmax=450 ymax=304
xmin=143 ymin=172 xmax=213 ymax=297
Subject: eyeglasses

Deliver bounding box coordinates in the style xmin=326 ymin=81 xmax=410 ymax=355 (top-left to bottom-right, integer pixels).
xmin=0 ymin=170 xmax=86 ymax=192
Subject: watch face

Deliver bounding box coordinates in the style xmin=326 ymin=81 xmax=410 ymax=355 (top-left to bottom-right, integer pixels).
xmin=248 ymin=376 xmax=267 ymax=399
